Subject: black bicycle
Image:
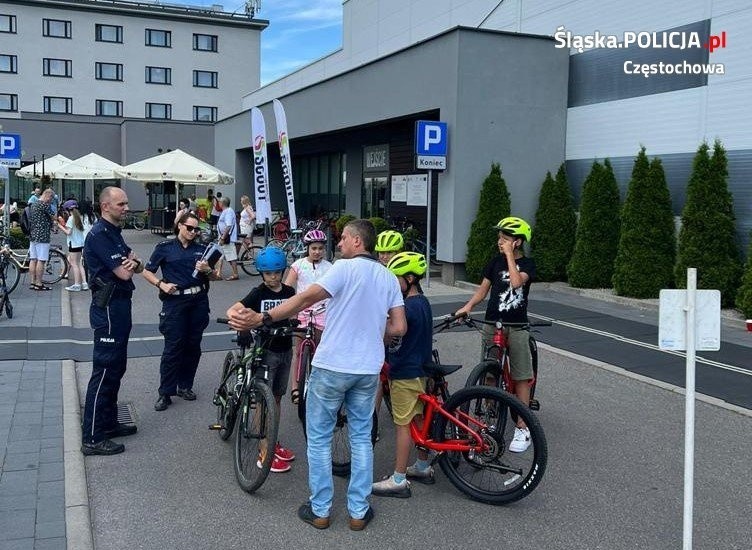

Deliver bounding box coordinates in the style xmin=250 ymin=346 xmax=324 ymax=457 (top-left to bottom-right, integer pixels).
xmin=211 ymin=319 xmax=289 ymax=493
xmin=0 ymin=246 xmax=14 ymax=319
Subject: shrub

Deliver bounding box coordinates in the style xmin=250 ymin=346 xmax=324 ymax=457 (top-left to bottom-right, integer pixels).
xmin=402 ymin=226 xmax=419 ymax=250
xmin=9 ymin=226 xmax=29 ymax=249
xmin=465 ymin=163 xmax=511 ymax=283
xmin=567 ymin=159 xmax=621 ymax=288
xmin=532 ymin=164 xmax=576 ymax=281
xmin=736 ymin=232 xmax=752 ymax=318
xmin=335 ymin=214 xmax=356 ymax=236
xmin=675 ymin=140 xmax=742 ymax=306
xmin=612 ymin=148 xmax=676 ymax=297
xmin=369 ymin=216 xmax=389 ymax=236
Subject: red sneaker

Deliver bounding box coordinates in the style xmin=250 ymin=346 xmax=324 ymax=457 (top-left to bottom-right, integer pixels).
xmin=269 ymin=456 xmax=292 ymax=473
xmin=274 ymin=442 xmax=296 ymax=462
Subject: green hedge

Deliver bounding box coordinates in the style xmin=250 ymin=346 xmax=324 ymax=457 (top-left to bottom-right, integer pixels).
xmin=675 ymin=141 xmax=742 ymax=307
xmin=532 ymin=164 xmax=576 ymax=281
xmin=567 ymin=159 xmax=621 ymax=288
xmin=465 ymin=163 xmax=511 ymax=283
xmin=736 ymin=233 xmax=752 ymax=318
xmin=612 ymin=147 xmax=676 ymax=297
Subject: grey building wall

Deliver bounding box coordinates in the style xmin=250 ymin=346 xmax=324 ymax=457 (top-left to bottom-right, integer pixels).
xmin=216 ymin=27 xmax=569 ymax=268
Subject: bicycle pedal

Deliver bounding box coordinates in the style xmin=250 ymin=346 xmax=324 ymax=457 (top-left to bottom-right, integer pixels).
xmin=208 ymin=423 xmax=223 ymax=431
xmin=529 ymin=399 xmax=540 ymax=411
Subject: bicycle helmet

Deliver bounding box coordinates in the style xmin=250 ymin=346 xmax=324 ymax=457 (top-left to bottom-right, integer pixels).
xmin=256 ymin=246 xmax=287 ymax=272
xmin=494 ymin=216 xmax=532 ymax=242
xmin=375 ymin=230 xmax=404 ymax=252
xmin=303 ymin=229 xmax=327 ymax=244
xmin=387 ymin=251 xmax=427 ymax=278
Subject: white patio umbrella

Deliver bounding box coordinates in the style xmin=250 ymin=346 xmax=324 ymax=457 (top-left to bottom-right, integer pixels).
xmin=51 ymin=152 xmax=123 ymax=180
xmin=115 ymin=149 xmax=234 ymax=185
xmin=15 ymin=154 xmax=72 ymax=179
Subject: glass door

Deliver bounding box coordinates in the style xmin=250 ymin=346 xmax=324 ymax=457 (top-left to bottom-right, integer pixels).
xmin=362 ymin=176 xmax=387 ymax=219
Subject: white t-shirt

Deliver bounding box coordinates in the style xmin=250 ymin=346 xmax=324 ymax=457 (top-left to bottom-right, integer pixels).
xmin=217 ymin=208 xmax=237 ymax=243
xmin=312 ymin=256 xmax=404 ymax=375
xmin=290 ymin=257 xmax=333 ymax=328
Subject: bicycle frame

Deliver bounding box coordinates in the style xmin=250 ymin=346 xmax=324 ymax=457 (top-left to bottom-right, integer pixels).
xmin=409 ymin=393 xmax=486 ymax=452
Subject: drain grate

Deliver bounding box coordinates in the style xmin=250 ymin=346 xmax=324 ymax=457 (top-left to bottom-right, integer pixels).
xmin=117 ymin=402 xmax=136 ymax=424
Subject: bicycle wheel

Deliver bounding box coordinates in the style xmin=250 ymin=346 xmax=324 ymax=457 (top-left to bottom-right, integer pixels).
xmin=132 ymin=215 xmax=145 ymax=231
xmin=331 ymin=409 xmax=379 ymax=478
xmin=42 ymin=249 xmax=68 ymax=285
xmin=239 ymin=245 xmax=263 ymax=276
xmin=3 ymin=260 xmax=20 ymax=294
xmin=464 ymin=359 xmax=505 ymax=391
xmin=432 ymin=386 xmax=547 ymax=505
xmin=296 ymin=343 xmax=314 ymax=429
xmin=529 ymin=336 xmax=539 ymax=403
xmin=215 ymin=351 xmax=240 ymax=441
xmin=234 ymin=380 xmax=279 ymax=493
xmin=4 ymin=294 xmax=13 ymax=318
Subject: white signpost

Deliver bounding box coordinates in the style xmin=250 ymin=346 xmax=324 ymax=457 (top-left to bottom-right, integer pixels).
xmin=658 ymin=269 xmax=721 ymax=550
xmin=414 ymin=121 xmax=447 ymax=287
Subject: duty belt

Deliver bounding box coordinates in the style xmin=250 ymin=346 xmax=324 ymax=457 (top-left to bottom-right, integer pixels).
xmin=175 ymin=285 xmax=207 ymax=295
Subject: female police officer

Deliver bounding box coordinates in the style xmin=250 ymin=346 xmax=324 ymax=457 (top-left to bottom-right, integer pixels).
xmin=142 ymin=212 xmax=215 ymax=411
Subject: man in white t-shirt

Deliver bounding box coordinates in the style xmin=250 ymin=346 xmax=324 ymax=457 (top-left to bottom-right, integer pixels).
xmin=227 ymin=219 xmax=406 ymax=532
xmin=215 ymin=197 xmax=239 ymax=280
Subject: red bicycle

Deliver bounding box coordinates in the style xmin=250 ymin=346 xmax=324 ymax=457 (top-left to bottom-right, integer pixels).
xmin=379 ymin=315 xmax=548 ymax=504
xmin=460 ymin=316 xmax=551 ymax=410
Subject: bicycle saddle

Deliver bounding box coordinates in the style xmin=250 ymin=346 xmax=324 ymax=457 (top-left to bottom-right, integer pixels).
xmin=423 ymin=362 xmax=462 ymax=377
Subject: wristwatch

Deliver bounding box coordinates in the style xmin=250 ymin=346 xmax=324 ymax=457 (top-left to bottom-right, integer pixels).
xmin=262 ymin=311 xmax=274 ymax=327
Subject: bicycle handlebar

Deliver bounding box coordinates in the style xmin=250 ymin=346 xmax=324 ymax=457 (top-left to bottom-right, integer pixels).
xmin=432 ymin=313 xmax=551 ymax=332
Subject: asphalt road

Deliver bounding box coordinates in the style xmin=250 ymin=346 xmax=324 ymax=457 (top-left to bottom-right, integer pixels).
xmin=69 ymin=230 xmax=751 ymax=549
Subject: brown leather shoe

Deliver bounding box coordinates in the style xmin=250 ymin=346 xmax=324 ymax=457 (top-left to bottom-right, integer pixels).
xmin=298 ymin=503 xmax=330 ymax=530
xmin=349 ymin=507 xmax=374 ymax=531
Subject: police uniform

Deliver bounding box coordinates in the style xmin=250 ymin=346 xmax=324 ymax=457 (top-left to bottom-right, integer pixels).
xmin=82 ymin=218 xmax=135 ymax=445
xmin=145 ymin=239 xmax=211 ymax=398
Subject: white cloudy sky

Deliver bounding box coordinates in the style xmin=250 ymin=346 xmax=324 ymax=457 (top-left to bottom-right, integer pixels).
xmin=182 ymin=0 xmax=344 ymax=84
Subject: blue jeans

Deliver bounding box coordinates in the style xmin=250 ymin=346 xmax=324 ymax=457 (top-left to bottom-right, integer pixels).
xmin=305 ymin=367 xmax=377 ymax=519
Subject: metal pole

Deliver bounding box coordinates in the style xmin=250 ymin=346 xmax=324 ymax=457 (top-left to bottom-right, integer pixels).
xmin=683 ymin=267 xmax=697 ymax=550
xmin=425 ymin=170 xmax=432 ymax=288
xmin=1 ymin=165 xmax=10 ymax=236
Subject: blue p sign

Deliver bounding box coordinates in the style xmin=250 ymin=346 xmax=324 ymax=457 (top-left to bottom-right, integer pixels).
xmin=415 ymin=121 xmax=447 ymax=156
xmin=0 ymin=133 xmax=21 ymax=168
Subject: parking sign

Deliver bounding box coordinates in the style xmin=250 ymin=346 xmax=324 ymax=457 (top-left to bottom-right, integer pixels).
xmin=415 ymin=121 xmax=447 ymax=170
xmin=0 ymin=133 xmax=21 ymax=168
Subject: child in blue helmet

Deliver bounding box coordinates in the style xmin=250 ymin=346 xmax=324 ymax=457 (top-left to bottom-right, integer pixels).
xmin=226 ymin=245 xmax=296 ymax=473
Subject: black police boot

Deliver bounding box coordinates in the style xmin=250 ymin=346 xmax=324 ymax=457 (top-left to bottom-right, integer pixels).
xmin=105 ymin=423 xmax=138 ymax=438
xmin=154 ymin=395 xmax=172 ymax=411
xmin=82 ymin=439 xmax=125 ymax=456
xmin=177 ymin=388 xmax=197 ymax=401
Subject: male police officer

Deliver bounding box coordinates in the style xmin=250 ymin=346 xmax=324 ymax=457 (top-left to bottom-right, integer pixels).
xmin=81 ymin=187 xmax=143 ymax=456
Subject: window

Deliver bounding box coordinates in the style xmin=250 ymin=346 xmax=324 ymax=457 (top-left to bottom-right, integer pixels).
xmin=96 ymin=99 xmax=122 ymax=117
xmin=95 ymin=24 xmax=122 ymax=43
xmin=0 ymin=14 xmax=16 ymax=33
xmin=145 ymin=66 xmax=171 ymax=84
xmin=193 ymin=33 xmax=217 ymax=52
xmin=145 ymin=29 xmax=170 ymax=47
xmin=193 ymin=70 xmax=218 ymax=88
xmin=44 ymin=96 xmax=73 ymax=114
xmin=43 ymin=19 xmax=72 ymax=38
xmin=0 ymin=93 xmax=18 ymax=111
xmin=0 ymin=54 xmax=17 ymax=73
xmin=193 ymin=106 xmax=217 ymax=122
xmin=43 ymin=58 xmax=72 ymax=77
xmin=95 ymin=62 xmax=123 ymax=81
xmin=145 ymin=102 xmax=171 ymax=119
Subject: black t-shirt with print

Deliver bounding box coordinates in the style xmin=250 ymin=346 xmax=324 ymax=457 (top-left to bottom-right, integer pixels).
xmin=240 ymin=283 xmax=295 ymax=352
xmin=482 ymin=255 xmax=536 ymax=324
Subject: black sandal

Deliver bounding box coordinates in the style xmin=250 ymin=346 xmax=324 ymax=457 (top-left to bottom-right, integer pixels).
xmin=290 ymin=389 xmax=301 ymax=405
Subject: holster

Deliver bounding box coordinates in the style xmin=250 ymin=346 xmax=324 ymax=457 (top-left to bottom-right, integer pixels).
xmin=91 ymin=277 xmax=115 ymax=308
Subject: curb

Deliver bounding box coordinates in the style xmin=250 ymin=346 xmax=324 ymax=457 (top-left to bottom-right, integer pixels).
xmin=61 ymin=290 xmax=94 ymax=550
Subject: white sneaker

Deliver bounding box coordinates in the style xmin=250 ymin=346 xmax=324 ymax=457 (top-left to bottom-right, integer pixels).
xmin=509 ymin=427 xmax=531 ymax=453
xmin=65 ymin=284 xmax=81 ymax=292
xmin=81 ymin=283 xmax=89 ymax=290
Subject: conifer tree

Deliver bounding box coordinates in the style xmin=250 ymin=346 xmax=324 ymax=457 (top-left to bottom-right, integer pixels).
xmin=567 ymin=159 xmax=621 ymax=288
xmin=465 ymin=163 xmax=511 ymax=283
xmin=675 ymin=140 xmax=742 ymax=306
xmin=532 ymin=164 xmax=576 ymax=281
xmin=736 ymin=234 xmax=752 ymax=318
xmin=612 ymin=148 xmax=676 ymax=297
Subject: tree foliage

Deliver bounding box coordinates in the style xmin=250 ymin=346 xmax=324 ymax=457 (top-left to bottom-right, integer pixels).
xmin=675 ymin=140 xmax=742 ymax=306
xmin=736 ymin=233 xmax=752 ymax=318
xmin=532 ymin=164 xmax=576 ymax=281
xmin=567 ymin=159 xmax=621 ymax=288
xmin=612 ymin=148 xmax=676 ymax=297
xmin=465 ymin=163 xmax=511 ymax=283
